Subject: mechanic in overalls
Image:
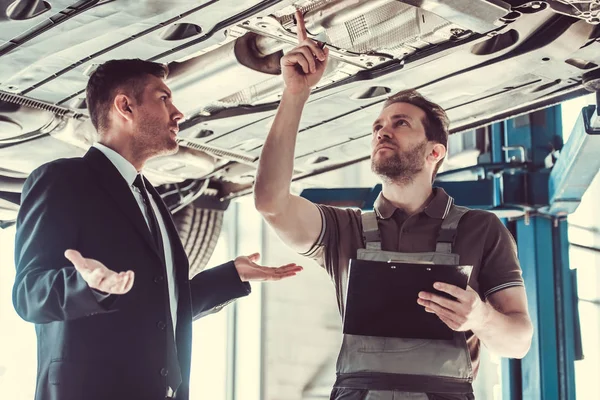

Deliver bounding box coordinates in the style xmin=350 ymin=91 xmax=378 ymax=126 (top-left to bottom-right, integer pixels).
xmin=253 ymin=11 xmax=533 ymax=400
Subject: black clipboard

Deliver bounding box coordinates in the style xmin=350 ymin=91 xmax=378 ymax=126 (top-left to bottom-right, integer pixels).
xmin=342 ymin=259 xmax=473 ymax=340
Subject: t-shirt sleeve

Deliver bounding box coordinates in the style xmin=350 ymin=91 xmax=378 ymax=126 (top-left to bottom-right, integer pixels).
xmin=478 ymin=213 xmax=525 ymax=298
xmin=299 ymin=204 xmax=363 ymax=279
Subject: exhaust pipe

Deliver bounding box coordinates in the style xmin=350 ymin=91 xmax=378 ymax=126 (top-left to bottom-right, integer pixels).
xmin=166 ymin=32 xmax=285 ymax=117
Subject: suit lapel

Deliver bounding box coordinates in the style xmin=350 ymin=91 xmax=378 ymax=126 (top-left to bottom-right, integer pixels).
xmin=83 ymin=147 xmax=163 ymax=262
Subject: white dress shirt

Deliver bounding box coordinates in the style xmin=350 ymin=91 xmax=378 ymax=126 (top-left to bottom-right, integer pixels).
xmin=93 ymin=143 xmax=178 ymax=335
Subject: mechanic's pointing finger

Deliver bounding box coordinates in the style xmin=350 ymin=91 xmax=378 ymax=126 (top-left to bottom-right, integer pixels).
xmin=295 ymin=9 xmax=308 ymax=43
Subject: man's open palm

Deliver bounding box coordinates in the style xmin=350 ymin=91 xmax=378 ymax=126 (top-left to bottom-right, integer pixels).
xmin=234 ymin=253 xmax=303 ymax=282
xmin=65 ymin=249 xmax=135 ymax=295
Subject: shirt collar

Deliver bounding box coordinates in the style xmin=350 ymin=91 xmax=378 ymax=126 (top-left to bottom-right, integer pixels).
xmin=92 ymin=143 xmax=139 ymax=187
xmin=374 ymin=187 xmax=453 ymax=220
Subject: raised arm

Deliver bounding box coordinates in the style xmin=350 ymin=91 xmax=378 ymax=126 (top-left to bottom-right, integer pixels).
xmin=254 ymin=11 xmax=329 ymax=254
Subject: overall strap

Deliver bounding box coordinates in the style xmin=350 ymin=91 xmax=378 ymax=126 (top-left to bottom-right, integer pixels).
xmin=334 ymin=372 xmax=473 ymax=394
xmin=435 ymin=198 xmax=470 ymax=254
xmin=361 ymin=211 xmax=381 ymax=250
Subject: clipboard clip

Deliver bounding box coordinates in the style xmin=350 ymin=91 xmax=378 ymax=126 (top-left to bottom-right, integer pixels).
xmin=387 ymin=261 xmax=434 ymax=271
xmin=386 ymin=259 xmax=435 ymax=265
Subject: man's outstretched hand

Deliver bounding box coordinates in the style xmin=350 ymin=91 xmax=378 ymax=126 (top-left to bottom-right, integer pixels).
xmin=234 ymin=253 xmax=303 ymax=282
xmin=65 ymin=249 xmax=135 ymax=295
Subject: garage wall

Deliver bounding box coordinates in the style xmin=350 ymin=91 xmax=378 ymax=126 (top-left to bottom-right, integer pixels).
xmin=262 ymin=229 xmax=342 ymax=400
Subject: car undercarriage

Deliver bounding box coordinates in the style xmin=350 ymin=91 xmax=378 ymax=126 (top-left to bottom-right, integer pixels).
xmin=1 ymin=0 xmax=599 ymax=247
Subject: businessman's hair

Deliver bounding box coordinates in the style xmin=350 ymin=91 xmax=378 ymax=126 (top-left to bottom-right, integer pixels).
xmin=86 ymin=59 xmax=168 ymax=133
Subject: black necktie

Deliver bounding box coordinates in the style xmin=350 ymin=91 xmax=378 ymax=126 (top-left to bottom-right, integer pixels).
xmin=133 ymin=174 xmax=164 ymax=258
xmin=133 ymin=174 xmax=181 ymax=393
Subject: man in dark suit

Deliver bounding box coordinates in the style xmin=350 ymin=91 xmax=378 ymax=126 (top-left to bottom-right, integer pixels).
xmin=13 ymin=59 xmax=302 ymax=400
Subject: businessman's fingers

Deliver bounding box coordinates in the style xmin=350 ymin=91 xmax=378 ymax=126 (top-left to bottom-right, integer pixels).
xmin=65 ymin=249 xmax=134 ymax=294
xmin=65 ymin=249 xmax=91 ymax=272
xmin=260 ymin=263 xmax=303 ymax=281
xmin=90 ymin=269 xmax=134 ymax=294
xmin=104 ymin=271 xmax=134 ymax=295
xmin=247 ymin=252 xmax=261 ymax=263
xmin=121 ymin=271 xmax=135 ymax=293
xmin=85 ymin=267 xmax=108 ymax=289
xmin=275 ymin=263 xmax=304 ymax=274
xmin=102 ymin=271 xmax=125 ymax=294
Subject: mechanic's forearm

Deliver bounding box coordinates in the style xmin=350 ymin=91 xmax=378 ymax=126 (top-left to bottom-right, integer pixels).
xmin=254 ymin=88 xmax=310 ymax=215
xmin=472 ymin=305 xmax=533 ymax=359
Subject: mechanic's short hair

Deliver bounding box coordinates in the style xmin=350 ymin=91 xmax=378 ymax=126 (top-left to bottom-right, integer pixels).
xmin=86 ymin=59 xmax=168 ymax=133
xmin=383 ymin=90 xmax=450 ymax=179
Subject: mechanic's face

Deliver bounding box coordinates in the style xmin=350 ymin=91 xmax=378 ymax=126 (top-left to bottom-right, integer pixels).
xmin=370 ymin=102 xmax=429 ymax=183
xmin=132 ymin=75 xmax=183 ymax=159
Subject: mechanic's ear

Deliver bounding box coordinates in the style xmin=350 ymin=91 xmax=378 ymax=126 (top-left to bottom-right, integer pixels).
xmin=429 ymin=143 xmax=447 ymax=163
xmin=114 ymin=94 xmax=134 ymax=122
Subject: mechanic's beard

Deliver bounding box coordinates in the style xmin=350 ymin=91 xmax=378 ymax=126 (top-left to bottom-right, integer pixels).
xmin=371 ymin=140 xmax=427 ymax=184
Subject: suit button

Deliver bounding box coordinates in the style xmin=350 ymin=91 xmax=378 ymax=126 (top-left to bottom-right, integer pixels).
xmin=157 ymin=321 xmax=166 ymax=330
xmin=160 ymin=368 xmax=169 ymax=377
xmin=154 ymin=275 xmax=164 ymax=283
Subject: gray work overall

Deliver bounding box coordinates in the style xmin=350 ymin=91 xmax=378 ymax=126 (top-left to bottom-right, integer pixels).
xmin=331 ymin=199 xmax=475 ymax=400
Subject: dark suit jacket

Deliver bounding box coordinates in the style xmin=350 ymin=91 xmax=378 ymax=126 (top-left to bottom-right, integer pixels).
xmin=13 ymin=147 xmax=250 ymax=400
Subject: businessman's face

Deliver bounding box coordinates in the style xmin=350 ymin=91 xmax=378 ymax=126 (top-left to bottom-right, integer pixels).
xmin=132 ymin=75 xmax=184 ymax=159
xmin=370 ymin=102 xmax=429 ymax=182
